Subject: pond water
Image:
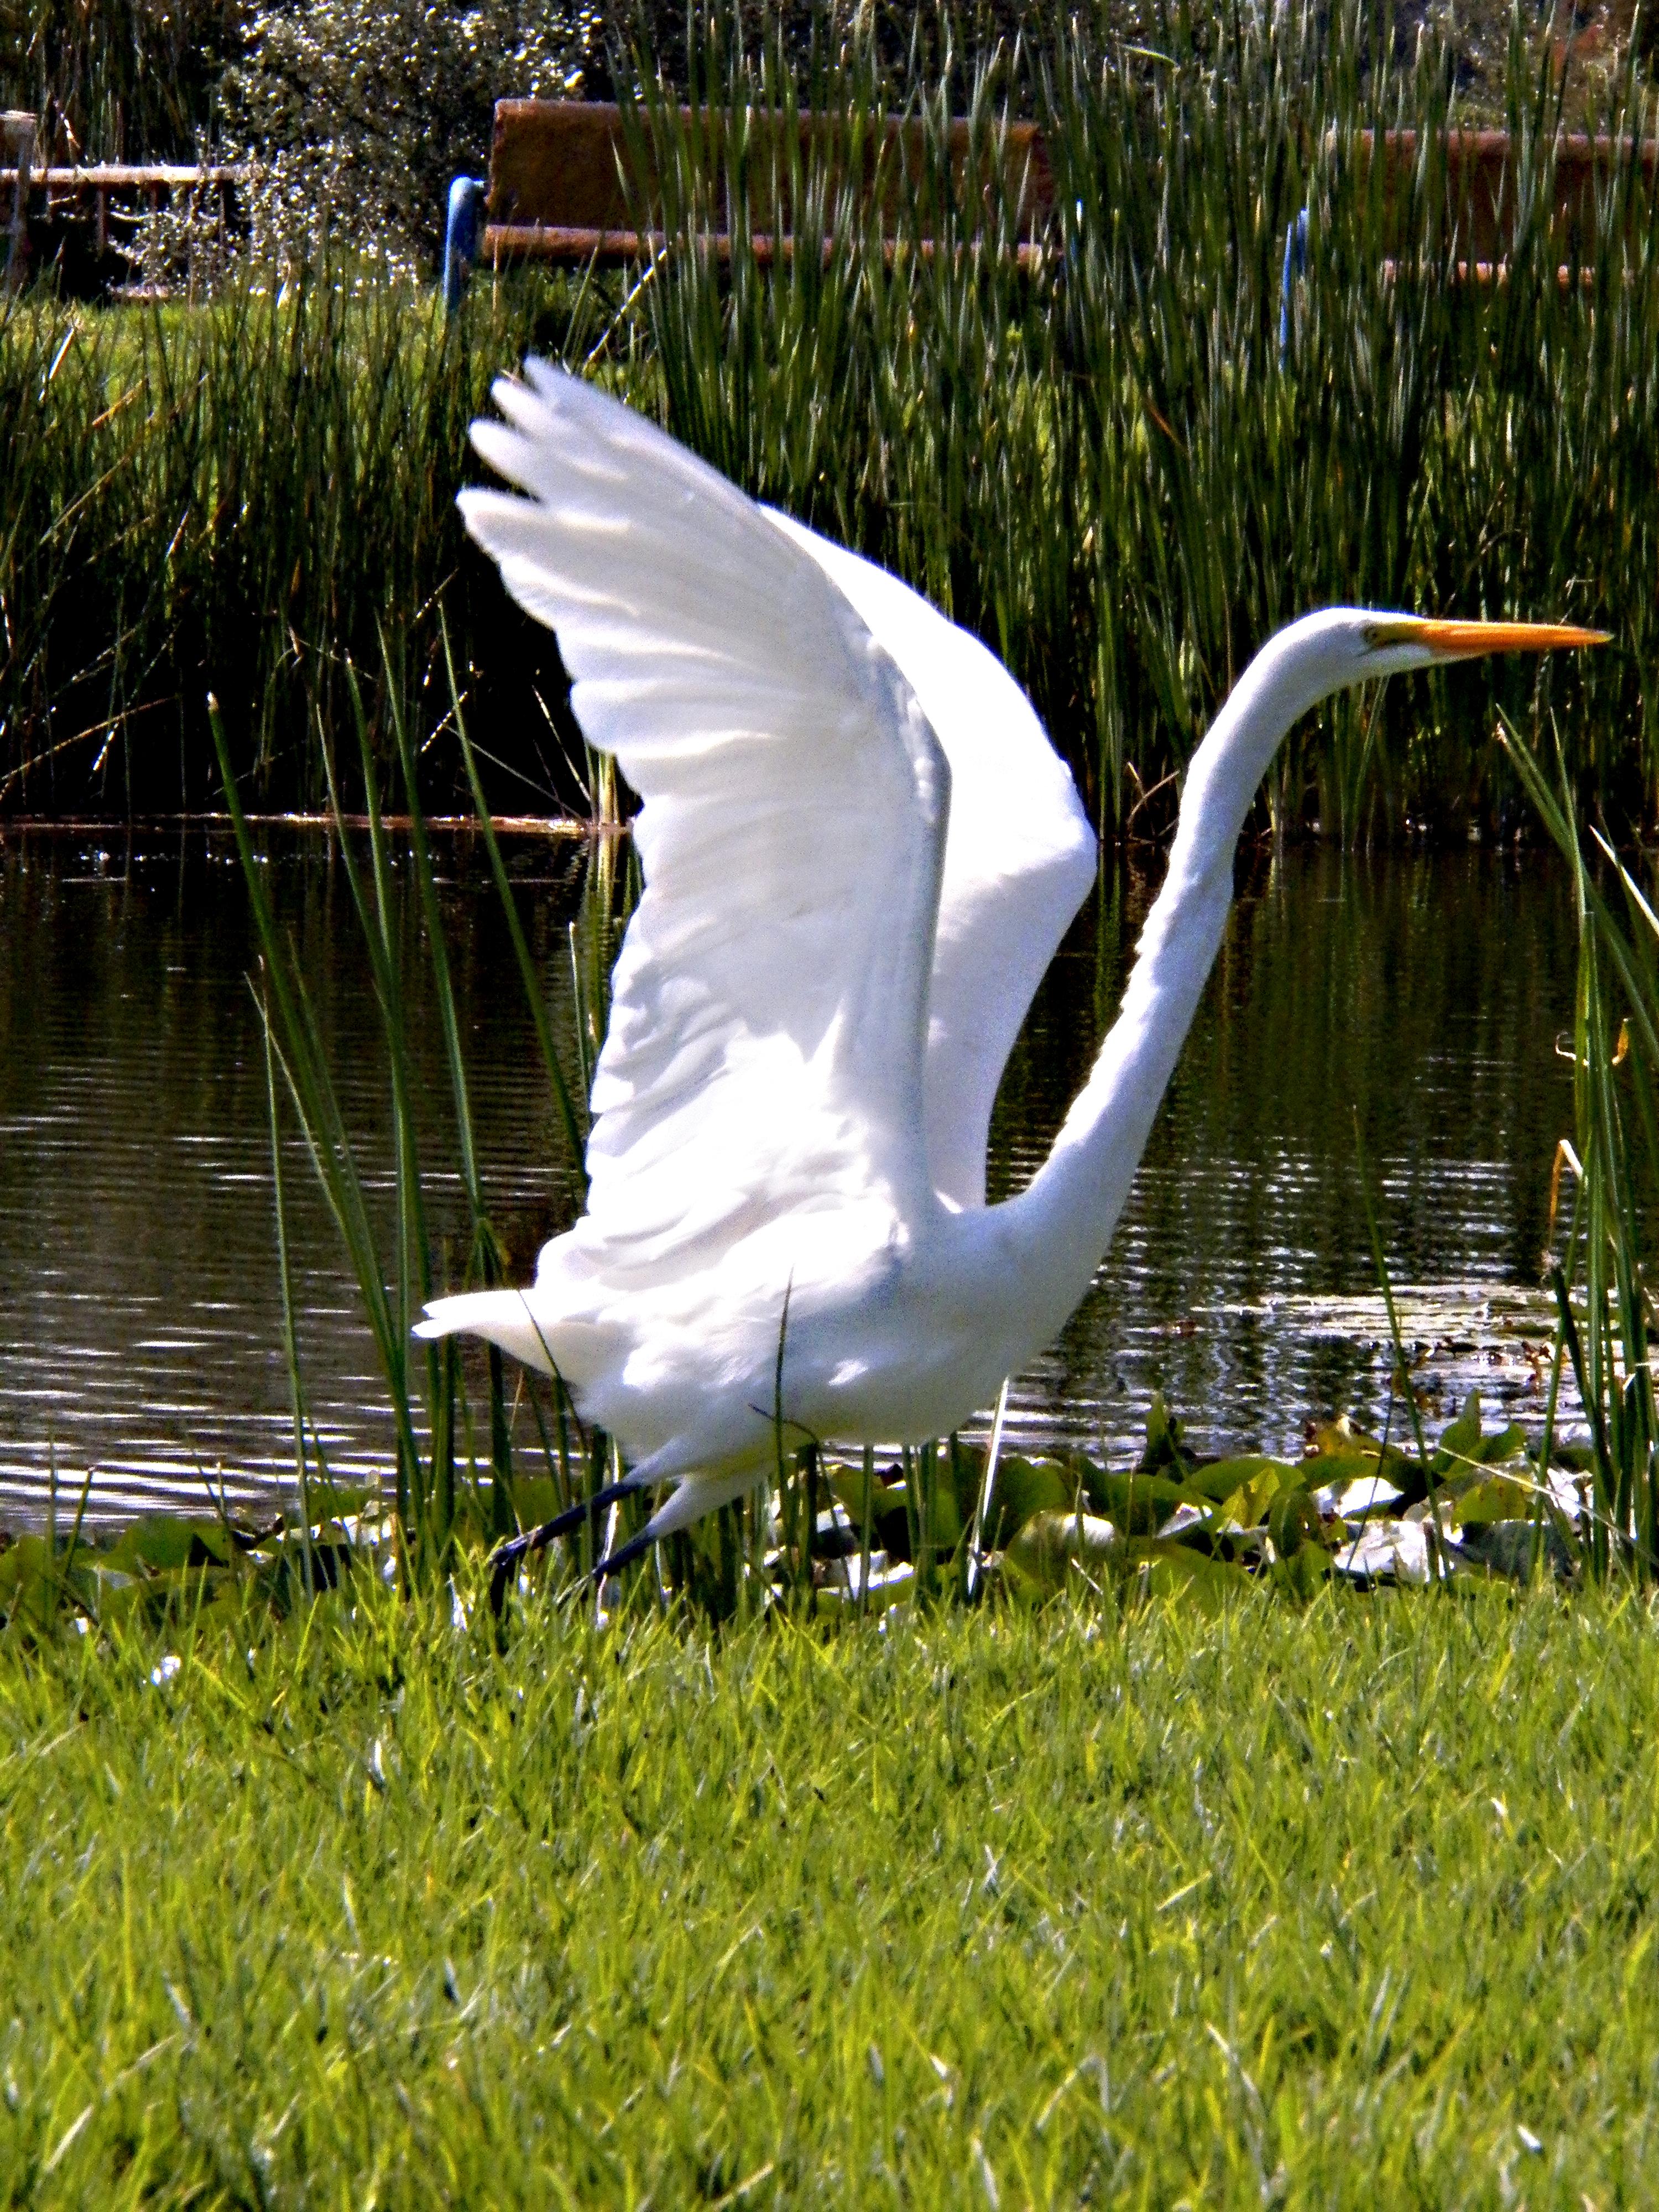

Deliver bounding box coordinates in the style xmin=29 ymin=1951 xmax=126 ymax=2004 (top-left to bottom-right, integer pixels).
xmin=0 ymin=826 xmax=1583 ymax=1530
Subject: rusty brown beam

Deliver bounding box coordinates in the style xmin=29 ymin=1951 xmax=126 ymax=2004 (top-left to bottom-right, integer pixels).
xmin=481 ymin=97 xmax=1055 ymax=269
xmin=1340 ymin=128 xmax=1659 ymax=262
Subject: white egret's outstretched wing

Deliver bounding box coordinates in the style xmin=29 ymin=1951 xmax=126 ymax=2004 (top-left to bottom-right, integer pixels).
xmin=461 ymin=366 xmax=949 ymax=1291
xmin=768 ymin=518 xmax=1097 ymax=1210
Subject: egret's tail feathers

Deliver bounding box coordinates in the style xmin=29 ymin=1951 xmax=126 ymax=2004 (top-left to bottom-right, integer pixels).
xmin=415 ymin=1289 xmax=571 ymax=1377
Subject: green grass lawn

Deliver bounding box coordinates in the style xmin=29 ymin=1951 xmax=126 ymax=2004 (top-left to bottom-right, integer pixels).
xmin=3 ymin=1575 xmax=1657 ymax=2206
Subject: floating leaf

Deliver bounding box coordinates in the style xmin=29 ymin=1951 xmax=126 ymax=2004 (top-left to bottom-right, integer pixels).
xmin=1453 ymin=1473 xmax=1542 ymax=1526
xmin=101 ymin=1517 xmax=235 ymax=1575
xmin=985 ymin=1457 xmax=1076 ymax=1550
xmin=1432 ymin=1390 xmax=1486 ymax=1477
xmin=0 ymin=1533 xmax=68 ymax=1625
xmin=1267 ymin=1486 xmax=1323 ymax=1558
xmin=1477 ymin=1426 xmax=1528 ymax=1467
xmin=1118 ymin=1538 xmax=1254 ymax=1610
xmin=1306 ymin=1416 xmax=1418 ymax=1474
xmin=1430 ymin=1391 xmax=1529 ymax=1489
xmin=826 ymin=1468 xmax=921 ymax=1564
xmin=1083 ymin=1468 xmax=1197 ymax=1536
xmin=1136 ymin=1393 xmax=1191 ymax=1478
xmin=1303 ymin=1416 xmax=1427 ymax=1507
xmin=304 ymin=1483 xmax=372 ymax=1523
xmin=1185 ymin=1454 xmax=1300 ymax=1507
xmin=826 ymin=1465 xmax=896 ymax=1523
xmin=1003 ymin=1509 xmax=1118 ymax=1593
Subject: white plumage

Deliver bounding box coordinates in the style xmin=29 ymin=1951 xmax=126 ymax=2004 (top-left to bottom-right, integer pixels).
xmin=418 ymin=361 xmax=1599 ymax=1552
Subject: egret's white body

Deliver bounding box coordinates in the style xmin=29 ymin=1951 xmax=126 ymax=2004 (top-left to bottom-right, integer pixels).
xmin=419 ymin=363 xmax=1597 ymax=1547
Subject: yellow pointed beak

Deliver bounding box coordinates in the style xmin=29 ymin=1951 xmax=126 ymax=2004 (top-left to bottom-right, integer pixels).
xmin=1365 ymin=616 xmax=1610 ymax=660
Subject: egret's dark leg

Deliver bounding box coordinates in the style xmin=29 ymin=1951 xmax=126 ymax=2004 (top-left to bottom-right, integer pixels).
xmin=486 ymin=1475 xmax=637 ymax=1614
xmin=540 ymin=1524 xmax=657 ymax=1606
xmin=587 ymin=1526 xmax=658 ymax=1584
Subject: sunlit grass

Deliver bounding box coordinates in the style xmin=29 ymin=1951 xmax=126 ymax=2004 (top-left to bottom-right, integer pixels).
xmin=3 ymin=1574 xmax=1658 ymax=2201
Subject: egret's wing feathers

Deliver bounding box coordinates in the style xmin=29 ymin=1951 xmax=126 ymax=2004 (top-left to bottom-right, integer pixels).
xmin=768 ymin=517 xmax=1097 ymax=1209
xmin=461 ymin=367 xmax=949 ymax=1290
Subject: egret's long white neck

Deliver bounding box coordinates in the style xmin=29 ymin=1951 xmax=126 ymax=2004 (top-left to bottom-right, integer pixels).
xmin=990 ymin=612 xmax=1390 ymax=1344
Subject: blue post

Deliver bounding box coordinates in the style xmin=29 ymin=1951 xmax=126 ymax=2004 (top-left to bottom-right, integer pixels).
xmin=1278 ymin=207 xmax=1309 ymax=365
xmin=443 ymin=176 xmax=486 ymax=315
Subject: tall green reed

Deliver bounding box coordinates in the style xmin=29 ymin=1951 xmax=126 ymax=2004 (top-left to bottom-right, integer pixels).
xmin=1503 ymin=714 xmax=1658 ymax=1579
xmin=0 ymin=263 xmax=603 ymax=814
xmin=2 ymin=0 xmax=236 ymax=164
xmin=623 ymin=1 xmax=1655 ymax=839
xmin=210 ymin=654 xmax=612 ymax=1580
xmin=625 ymin=17 xmax=1083 ymax=785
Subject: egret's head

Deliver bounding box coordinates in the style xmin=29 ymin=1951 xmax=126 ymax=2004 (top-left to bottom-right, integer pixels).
xmin=1358 ymin=614 xmax=1609 ymax=681
xmin=1238 ymin=609 xmax=1610 ymax=737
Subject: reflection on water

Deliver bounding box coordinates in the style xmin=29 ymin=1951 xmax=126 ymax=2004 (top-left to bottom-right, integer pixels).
xmin=0 ymin=828 xmax=1580 ymax=1528
xmin=1001 ymin=844 xmax=1582 ymax=1460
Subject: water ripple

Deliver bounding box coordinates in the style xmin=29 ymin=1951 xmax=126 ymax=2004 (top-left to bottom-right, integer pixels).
xmin=0 ymin=831 xmax=1584 ymax=1525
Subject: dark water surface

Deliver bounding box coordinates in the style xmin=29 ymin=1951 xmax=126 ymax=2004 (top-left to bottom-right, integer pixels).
xmin=0 ymin=828 xmax=1580 ymax=1528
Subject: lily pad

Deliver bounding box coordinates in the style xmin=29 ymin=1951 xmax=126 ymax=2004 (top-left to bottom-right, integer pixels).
xmin=101 ymin=1517 xmax=236 ymax=1575
xmin=1302 ymin=1416 xmax=1428 ymax=1507
xmin=1432 ymin=1390 xmax=1527 ymax=1483
xmin=1135 ymin=1393 xmax=1194 ymax=1479
xmin=1184 ymin=1453 xmax=1301 ymax=1507
xmin=1453 ymin=1472 xmax=1542 ymax=1525
xmin=1003 ymin=1509 xmax=1119 ymax=1592
xmin=1083 ymin=1468 xmax=1199 ymax=1536
xmin=1118 ymin=1537 xmax=1255 ymax=1610
xmin=983 ymin=1455 xmax=1077 ymax=1551
xmin=1267 ymin=1486 xmax=1323 ymax=1558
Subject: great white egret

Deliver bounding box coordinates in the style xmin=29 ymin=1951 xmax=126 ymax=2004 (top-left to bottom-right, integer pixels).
xmin=418 ymin=362 xmax=1601 ymax=1573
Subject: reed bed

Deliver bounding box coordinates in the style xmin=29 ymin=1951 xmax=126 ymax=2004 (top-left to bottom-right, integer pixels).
xmin=3 ymin=3 xmax=1657 ymax=831
xmin=634 ymin=8 xmax=1658 ymax=838
xmin=0 ymin=268 xmax=603 ymax=815
xmin=1504 ymin=715 xmax=1659 ymax=1579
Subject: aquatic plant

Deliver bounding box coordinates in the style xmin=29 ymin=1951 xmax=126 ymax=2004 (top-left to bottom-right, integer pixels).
xmin=1502 ymin=715 xmax=1659 ymax=1579
xmin=0 ymin=0 xmax=238 ymax=165
xmin=206 ymin=660 xmax=613 ymax=1581
xmin=632 ymin=3 xmax=1656 ymax=837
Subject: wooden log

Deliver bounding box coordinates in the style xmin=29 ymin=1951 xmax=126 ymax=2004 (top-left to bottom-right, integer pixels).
xmin=0 ymin=164 xmax=249 ymax=190
xmin=482 ymin=222 xmax=1047 ymax=269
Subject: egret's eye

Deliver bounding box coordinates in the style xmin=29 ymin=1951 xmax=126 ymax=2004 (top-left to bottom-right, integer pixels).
xmin=1362 ymin=618 xmax=1423 ymax=652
